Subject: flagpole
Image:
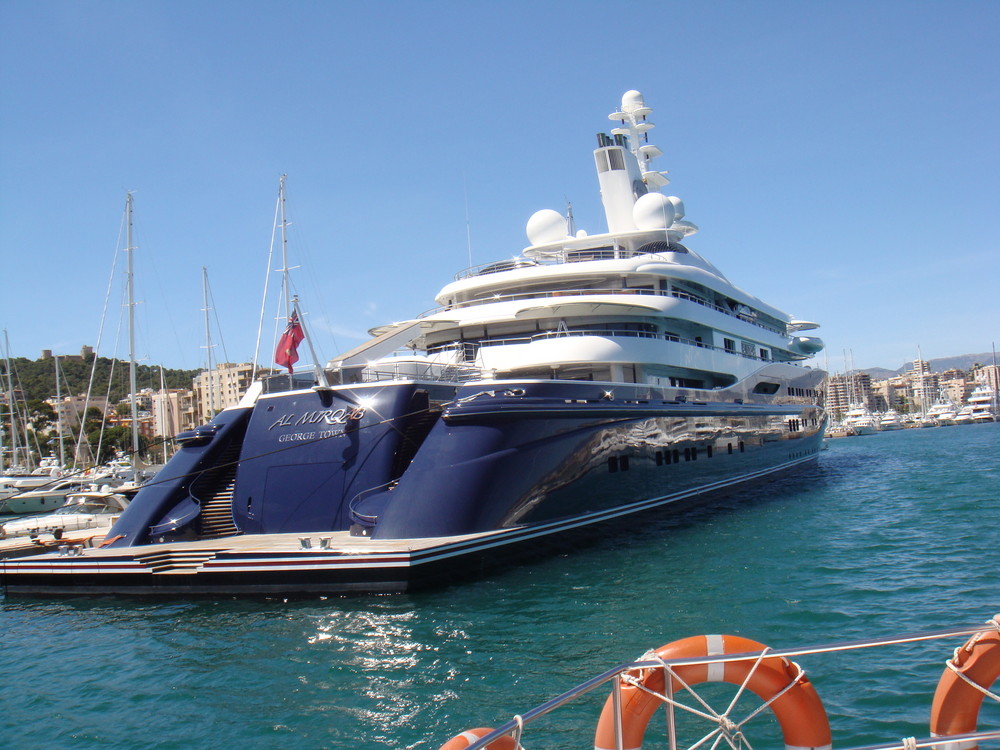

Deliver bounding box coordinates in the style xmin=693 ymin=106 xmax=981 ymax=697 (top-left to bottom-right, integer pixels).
xmin=292 ymin=297 xmax=329 ymax=388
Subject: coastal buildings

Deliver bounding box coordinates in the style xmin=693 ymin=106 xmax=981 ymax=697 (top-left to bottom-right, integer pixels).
xmin=825 ymin=372 xmax=873 ymax=420
xmin=150 ymin=388 xmax=195 ymax=438
xmin=825 ymin=359 xmax=999 ymax=422
xmin=192 ymin=362 xmax=271 ymax=424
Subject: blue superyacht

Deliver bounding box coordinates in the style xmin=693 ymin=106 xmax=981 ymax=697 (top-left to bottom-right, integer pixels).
xmin=2 ymin=91 xmax=826 ymax=596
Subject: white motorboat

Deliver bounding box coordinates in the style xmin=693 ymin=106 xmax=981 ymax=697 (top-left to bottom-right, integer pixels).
xmin=842 ymin=404 xmax=878 ymax=435
xmin=964 ymin=385 xmax=997 ymax=423
xmin=0 ymin=478 xmax=114 ymax=515
xmin=0 ymin=491 xmax=130 ymax=539
xmin=878 ymin=410 xmax=904 ymax=430
xmin=925 ymin=397 xmax=959 ymax=426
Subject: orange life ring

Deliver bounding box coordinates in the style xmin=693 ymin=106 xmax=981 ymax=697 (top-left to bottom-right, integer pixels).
xmin=594 ymin=634 xmax=831 ymax=750
xmin=439 ymin=727 xmax=518 ymax=750
xmin=931 ymin=620 xmax=1000 ymax=750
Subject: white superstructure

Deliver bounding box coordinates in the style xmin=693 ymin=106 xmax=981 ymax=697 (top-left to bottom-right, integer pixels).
xmin=331 ymin=91 xmax=823 ymax=396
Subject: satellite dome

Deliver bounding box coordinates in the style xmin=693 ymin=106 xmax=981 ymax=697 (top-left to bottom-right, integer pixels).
xmin=632 ymin=192 xmax=676 ymax=230
xmin=621 ymin=90 xmax=646 ymax=112
xmin=526 ymin=209 xmax=568 ymax=245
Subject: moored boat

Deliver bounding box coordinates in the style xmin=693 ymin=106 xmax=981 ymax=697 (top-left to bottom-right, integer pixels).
xmin=925 ymin=396 xmax=959 ymax=426
xmin=963 ymin=384 xmax=997 ymax=423
xmin=0 ymin=490 xmax=130 ymax=540
xmin=1 ymin=90 xmax=827 ymax=597
xmin=0 ymin=477 xmax=108 ymax=515
xmin=842 ymin=404 xmax=878 ymax=435
xmin=878 ymin=409 xmax=904 ymax=430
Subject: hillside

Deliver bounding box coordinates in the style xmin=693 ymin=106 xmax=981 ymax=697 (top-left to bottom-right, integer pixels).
xmin=2 ymin=354 xmax=199 ymax=405
xmin=862 ymin=352 xmax=997 ymax=378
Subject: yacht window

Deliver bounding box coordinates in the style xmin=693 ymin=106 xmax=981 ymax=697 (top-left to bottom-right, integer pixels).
xmin=724 ymin=338 xmax=736 ymax=352
xmin=752 ymin=382 xmax=780 ymax=395
xmin=608 ymin=149 xmax=625 ymax=171
xmin=639 ymin=241 xmax=687 ymax=255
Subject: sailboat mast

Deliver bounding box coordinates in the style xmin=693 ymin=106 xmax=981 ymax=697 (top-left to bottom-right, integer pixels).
xmin=202 ymin=266 xmax=216 ymax=419
xmin=126 ymin=193 xmax=139 ymax=474
xmin=279 ymin=174 xmax=292 ymax=322
xmin=4 ymin=329 xmax=28 ymax=470
xmin=55 ymin=355 xmax=65 ymax=468
xmin=159 ymin=365 xmax=170 ymax=464
xmin=0 ymin=329 xmax=10 ymax=472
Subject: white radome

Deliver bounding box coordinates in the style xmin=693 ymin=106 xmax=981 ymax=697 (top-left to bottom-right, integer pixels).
xmin=526 ymin=208 xmax=568 ymax=245
xmin=632 ymin=192 xmax=676 ymax=230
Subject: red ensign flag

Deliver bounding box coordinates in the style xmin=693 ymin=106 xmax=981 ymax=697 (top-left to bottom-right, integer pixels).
xmin=275 ymin=311 xmax=304 ymax=373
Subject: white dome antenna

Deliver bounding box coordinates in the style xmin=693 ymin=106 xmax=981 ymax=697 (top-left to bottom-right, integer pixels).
xmin=526 ymin=209 xmax=569 ymax=245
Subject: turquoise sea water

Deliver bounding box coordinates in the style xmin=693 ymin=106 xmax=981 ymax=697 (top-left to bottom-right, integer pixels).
xmin=2 ymin=422 xmax=998 ymax=749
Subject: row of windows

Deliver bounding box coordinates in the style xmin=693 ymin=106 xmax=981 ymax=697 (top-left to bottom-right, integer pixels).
xmin=788 ymin=387 xmax=817 ymax=398
xmin=723 ymin=338 xmax=770 ymax=361
xmin=788 ymin=416 xmax=823 ymax=431
xmin=788 ymin=447 xmax=819 ymax=460
xmin=608 ymin=441 xmax=746 ymax=473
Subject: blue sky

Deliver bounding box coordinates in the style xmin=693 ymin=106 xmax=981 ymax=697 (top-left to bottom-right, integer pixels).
xmin=1 ymin=1 xmax=997 ymax=374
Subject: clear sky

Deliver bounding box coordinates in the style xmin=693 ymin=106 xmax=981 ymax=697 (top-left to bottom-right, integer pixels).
xmin=1 ymin=1 xmax=997 ymax=374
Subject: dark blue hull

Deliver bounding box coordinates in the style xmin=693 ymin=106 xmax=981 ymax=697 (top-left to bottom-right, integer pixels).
xmin=2 ymin=377 xmax=826 ymax=597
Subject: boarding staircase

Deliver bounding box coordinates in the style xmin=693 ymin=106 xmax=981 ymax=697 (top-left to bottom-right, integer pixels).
xmin=192 ymin=441 xmax=242 ymax=539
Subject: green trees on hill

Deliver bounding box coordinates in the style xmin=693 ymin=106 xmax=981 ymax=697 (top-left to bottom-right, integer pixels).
xmin=3 ymin=354 xmax=198 ymax=404
xmin=2 ymin=354 xmax=196 ymax=467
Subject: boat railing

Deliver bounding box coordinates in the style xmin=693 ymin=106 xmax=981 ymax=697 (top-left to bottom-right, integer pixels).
xmin=452 ymin=249 xmax=687 ymax=281
xmin=444 ymin=618 xmax=1000 ymax=750
xmin=427 ymin=328 xmax=783 ymax=364
xmin=356 ymin=360 xmax=486 ymax=384
xmin=420 ymin=287 xmax=787 ymax=336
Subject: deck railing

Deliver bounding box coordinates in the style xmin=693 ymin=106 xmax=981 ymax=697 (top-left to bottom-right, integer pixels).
xmin=447 ymin=618 xmax=1000 ymax=750
xmin=420 ymin=287 xmax=787 ymax=336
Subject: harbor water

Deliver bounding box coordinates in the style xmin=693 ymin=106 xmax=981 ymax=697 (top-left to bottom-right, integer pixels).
xmin=2 ymin=422 xmax=998 ymax=749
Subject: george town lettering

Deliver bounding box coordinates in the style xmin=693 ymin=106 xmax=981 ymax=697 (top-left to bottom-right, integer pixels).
xmin=268 ymin=407 xmax=365 ymax=437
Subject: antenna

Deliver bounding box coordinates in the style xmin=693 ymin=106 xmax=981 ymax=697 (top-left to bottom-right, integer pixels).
xmin=464 ymin=172 xmax=473 ymax=268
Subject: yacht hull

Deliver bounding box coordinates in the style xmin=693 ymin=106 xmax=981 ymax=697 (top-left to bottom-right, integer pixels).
xmin=2 ymin=380 xmax=825 ymax=597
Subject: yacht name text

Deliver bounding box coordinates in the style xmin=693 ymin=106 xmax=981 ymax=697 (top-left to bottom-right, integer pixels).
xmin=269 ymin=407 xmax=366 ymax=441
